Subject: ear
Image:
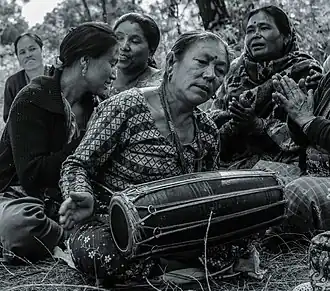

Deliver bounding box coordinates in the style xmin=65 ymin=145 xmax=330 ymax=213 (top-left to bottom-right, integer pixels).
xmin=283 ymin=36 xmax=290 ymax=47
xmin=80 ymin=56 xmax=89 ymax=77
xmin=79 ymin=56 xmax=89 ymax=68
xmin=165 ymin=51 xmax=176 ymax=78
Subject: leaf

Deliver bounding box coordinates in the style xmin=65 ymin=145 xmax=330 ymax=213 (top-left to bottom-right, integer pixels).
xmin=53 ymin=246 xmax=77 ymax=270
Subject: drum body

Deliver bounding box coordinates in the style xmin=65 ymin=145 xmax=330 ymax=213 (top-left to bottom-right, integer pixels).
xmin=109 ymin=170 xmax=286 ymax=259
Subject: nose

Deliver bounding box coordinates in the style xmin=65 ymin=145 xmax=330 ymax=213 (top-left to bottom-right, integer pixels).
xmin=203 ymin=65 xmax=216 ymax=81
xmin=253 ymin=27 xmax=262 ymax=38
xmin=26 ymin=50 xmax=33 ymax=58
xmin=120 ymin=38 xmax=130 ymax=52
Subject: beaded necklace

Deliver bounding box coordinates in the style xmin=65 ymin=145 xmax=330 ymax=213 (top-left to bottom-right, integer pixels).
xmin=158 ymin=82 xmax=203 ymax=173
xmin=111 ymin=66 xmax=149 ymax=95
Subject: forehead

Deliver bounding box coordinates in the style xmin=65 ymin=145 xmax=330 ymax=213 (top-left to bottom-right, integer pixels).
xmin=115 ymin=21 xmax=145 ymax=38
xmin=99 ymin=44 xmax=119 ymax=59
xmin=184 ymin=39 xmax=227 ymax=62
xmin=17 ymin=36 xmax=39 ymax=49
xmin=247 ymin=11 xmax=276 ymax=27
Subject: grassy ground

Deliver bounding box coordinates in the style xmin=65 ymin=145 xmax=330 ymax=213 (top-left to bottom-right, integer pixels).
xmin=0 ymin=239 xmax=310 ymax=291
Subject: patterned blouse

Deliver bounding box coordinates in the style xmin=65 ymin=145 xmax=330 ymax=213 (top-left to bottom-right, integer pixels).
xmin=59 ymin=88 xmax=220 ymax=212
xmin=107 ymin=69 xmax=163 ymax=97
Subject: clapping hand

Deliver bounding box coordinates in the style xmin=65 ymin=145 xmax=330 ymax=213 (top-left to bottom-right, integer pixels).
xmin=229 ymin=98 xmax=255 ymax=124
xmin=305 ymin=63 xmax=323 ymax=88
xmin=228 ymin=90 xmax=264 ymax=132
xmin=272 ymin=74 xmax=314 ymax=127
xmin=59 ymin=192 xmax=94 ymax=230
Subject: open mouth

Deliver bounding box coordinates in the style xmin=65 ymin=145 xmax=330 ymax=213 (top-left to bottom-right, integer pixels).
xmin=195 ymin=84 xmax=210 ymax=94
xmin=25 ymin=59 xmax=36 ymax=63
xmin=119 ymin=54 xmax=129 ymax=61
xmin=251 ymin=43 xmax=266 ymax=50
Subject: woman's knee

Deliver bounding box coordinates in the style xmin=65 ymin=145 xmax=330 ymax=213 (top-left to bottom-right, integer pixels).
xmin=68 ymin=220 xmax=123 ymax=280
xmin=284 ymin=177 xmax=330 ymax=233
xmin=68 ymin=219 xmax=153 ymax=282
xmin=0 ymin=198 xmax=63 ymax=263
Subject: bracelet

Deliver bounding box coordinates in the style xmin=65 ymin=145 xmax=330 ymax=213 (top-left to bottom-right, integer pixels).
xmin=302 ymin=117 xmax=316 ymax=134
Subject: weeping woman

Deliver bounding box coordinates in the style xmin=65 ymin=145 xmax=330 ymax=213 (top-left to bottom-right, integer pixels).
xmin=212 ymin=5 xmax=322 ymax=177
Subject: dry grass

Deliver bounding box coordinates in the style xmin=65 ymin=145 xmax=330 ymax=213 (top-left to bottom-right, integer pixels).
xmin=0 ymin=258 xmax=88 ymax=291
xmin=0 ymin=240 xmax=310 ymax=291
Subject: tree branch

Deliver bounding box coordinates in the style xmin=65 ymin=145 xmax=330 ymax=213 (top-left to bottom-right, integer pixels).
xmin=81 ymin=0 xmax=92 ymax=21
xmin=101 ymin=0 xmax=108 ymax=23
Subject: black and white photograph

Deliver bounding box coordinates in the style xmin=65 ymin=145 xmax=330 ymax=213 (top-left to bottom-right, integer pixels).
xmin=0 ymin=0 xmax=330 ymax=290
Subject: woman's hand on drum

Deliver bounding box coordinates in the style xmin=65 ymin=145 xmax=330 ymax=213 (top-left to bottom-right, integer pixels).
xmin=59 ymin=192 xmax=94 ymax=230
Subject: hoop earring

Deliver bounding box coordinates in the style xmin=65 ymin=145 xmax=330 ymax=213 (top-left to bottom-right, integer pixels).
xmin=168 ymin=72 xmax=173 ymax=82
xmin=81 ymin=66 xmax=87 ymax=77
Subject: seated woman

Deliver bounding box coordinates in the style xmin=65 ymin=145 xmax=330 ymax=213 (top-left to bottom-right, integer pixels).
xmin=3 ymin=33 xmax=52 ymax=122
xmin=108 ymin=12 xmax=163 ymax=96
xmin=0 ymin=22 xmax=118 ymax=263
xmin=211 ymin=5 xmax=322 ymax=173
xmin=58 ymin=31 xmax=259 ymax=285
xmin=272 ymin=72 xmax=330 ymax=235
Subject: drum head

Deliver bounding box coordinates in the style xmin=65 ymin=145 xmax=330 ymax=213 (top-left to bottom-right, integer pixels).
xmin=109 ymin=194 xmax=141 ymax=257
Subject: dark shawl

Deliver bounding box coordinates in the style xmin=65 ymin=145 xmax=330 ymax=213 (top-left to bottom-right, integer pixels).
xmin=213 ymin=10 xmax=322 ymax=168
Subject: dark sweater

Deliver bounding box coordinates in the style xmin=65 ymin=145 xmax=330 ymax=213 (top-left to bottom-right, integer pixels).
xmin=3 ymin=70 xmax=27 ymax=122
xmin=0 ymin=70 xmax=95 ymax=199
xmin=288 ymin=72 xmax=330 ymax=153
xmin=3 ymin=66 xmax=53 ymax=123
xmin=306 ymin=117 xmax=330 ymax=152
xmin=304 ymin=71 xmax=330 ymax=152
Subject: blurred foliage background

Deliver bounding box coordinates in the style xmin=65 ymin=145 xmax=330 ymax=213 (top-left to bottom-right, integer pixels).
xmin=0 ymin=0 xmax=329 ymax=106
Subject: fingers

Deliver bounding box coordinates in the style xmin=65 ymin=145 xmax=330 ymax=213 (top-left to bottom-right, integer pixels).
xmin=62 ymin=215 xmax=75 ymax=230
xmin=66 ymin=220 xmax=76 ymax=230
xmin=281 ymin=76 xmax=307 ymax=102
xmin=307 ymin=88 xmax=314 ymax=98
xmin=58 ymin=198 xmax=73 ymax=216
xmin=309 ymin=68 xmax=320 ymax=76
xmin=272 ymin=92 xmax=288 ymax=107
xmin=272 ymin=78 xmax=283 ymax=93
xmin=59 ymin=208 xmax=73 ymax=225
xmin=229 ymin=101 xmax=250 ymax=121
xmin=60 ymin=208 xmax=83 ymax=230
xmin=272 ymin=74 xmax=286 ymax=95
xmin=71 ymin=210 xmax=90 ymax=224
xmin=238 ymin=90 xmax=254 ymax=107
xmin=305 ymin=68 xmax=322 ymax=87
xmin=69 ymin=192 xmax=86 ymax=203
xmin=298 ymin=78 xmax=306 ymax=90
xmin=307 ymin=89 xmax=314 ymax=108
